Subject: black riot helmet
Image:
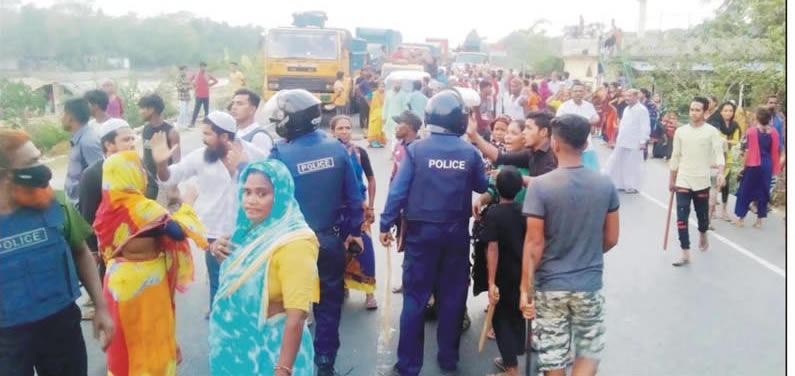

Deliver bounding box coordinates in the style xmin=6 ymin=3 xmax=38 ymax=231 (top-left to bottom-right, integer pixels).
xmin=262 ymin=89 xmax=322 ymax=140
xmin=424 ymin=89 xmax=470 ymax=136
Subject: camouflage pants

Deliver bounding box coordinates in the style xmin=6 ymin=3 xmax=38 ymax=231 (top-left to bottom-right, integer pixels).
xmin=533 ymin=290 xmax=606 ymax=371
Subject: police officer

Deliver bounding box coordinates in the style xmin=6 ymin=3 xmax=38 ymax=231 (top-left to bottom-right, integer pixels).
xmin=0 ymin=128 xmax=113 ymax=376
xmin=266 ymin=89 xmax=364 ymax=376
xmin=380 ymin=89 xmax=489 ymax=376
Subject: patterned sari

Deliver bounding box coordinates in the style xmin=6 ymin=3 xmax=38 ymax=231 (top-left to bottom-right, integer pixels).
xmin=94 ymin=151 xmax=207 ymax=376
xmin=209 ymin=160 xmax=318 ymax=376
xmin=367 ymin=90 xmax=386 ymax=145
xmin=341 ymin=143 xmax=376 ymax=294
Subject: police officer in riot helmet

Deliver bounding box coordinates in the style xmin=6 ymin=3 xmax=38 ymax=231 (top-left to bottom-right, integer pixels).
xmin=380 ymin=89 xmax=489 ymax=376
xmin=266 ymin=89 xmax=364 ymax=376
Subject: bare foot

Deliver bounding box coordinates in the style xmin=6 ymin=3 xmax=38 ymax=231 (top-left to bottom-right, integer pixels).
xmin=753 ymin=219 xmax=763 ymax=228
xmin=366 ymin=294 xmax=378 ymax=310
xmin=672 ymin=258 xmax=690 ymax=266
xmin=732 ymin=219 xmax=745 ymax=227
xmin=699 ymin=234 xmax=709 ymax=251
xmin=673 ymin=250 xmax=691 ymax=266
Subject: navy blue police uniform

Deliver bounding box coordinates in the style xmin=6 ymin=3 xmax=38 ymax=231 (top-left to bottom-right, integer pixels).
xmin=267 ymin=89 xmax=364 ymax=374
xmin=380 ymin=90 xmax=489 ymax=376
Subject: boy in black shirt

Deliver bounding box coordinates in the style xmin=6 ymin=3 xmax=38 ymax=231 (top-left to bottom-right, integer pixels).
xmin=483 ymin=166 xmax=526 ymax=376
xmin=139 ymin=94 xmax=180 ymax=201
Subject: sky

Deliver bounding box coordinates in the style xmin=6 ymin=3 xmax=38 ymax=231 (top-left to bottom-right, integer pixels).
xmin=23 ymin=0 xmax=721 ymax=46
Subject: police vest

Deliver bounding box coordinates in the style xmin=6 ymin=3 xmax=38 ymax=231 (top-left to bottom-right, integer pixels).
xmin=0 ymin=200 xmax=81 ymax=328
xmin=273 ymin=130 xmax=350 ymax=231
xmin=406 ymin=133 xmax=481 ymax=223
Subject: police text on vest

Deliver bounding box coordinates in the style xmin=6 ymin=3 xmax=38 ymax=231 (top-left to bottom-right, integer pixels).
xmin=297 ymin=157 xmax=335 ymax=175
xmin=0 ymin=229 xmax=49 ymax=254
xmin=428 ymin=159 xmax=467 ymax=170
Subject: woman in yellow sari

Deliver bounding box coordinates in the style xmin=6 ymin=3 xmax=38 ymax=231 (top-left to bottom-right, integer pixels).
xmin=93 ymin=151 xmax=207 ymax=376
xmin=367 ymin=80 xmax=386 ymax=148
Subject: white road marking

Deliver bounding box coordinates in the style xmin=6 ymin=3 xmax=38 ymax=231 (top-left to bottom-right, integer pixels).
xmin=639 ymin=191 xmax=785 ymax=278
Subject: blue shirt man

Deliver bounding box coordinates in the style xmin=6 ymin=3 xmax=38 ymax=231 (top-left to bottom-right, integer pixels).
xmin=267 ymin=89 xmax=363 ymax=376
xmin=63 ymin=98 xmax=103 ymax=206
xmin=406 ymin=81 xmax=429 ymax=123
xmin=380 ymin=90 xmax=488 ymax=376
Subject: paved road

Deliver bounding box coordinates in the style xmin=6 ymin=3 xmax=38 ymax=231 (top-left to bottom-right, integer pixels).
xmin=74 ymin=126 xmax=784 ymax=376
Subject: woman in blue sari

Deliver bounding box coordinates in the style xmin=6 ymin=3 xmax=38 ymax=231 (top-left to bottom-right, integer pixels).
xmin=330 ymin=115 xmax=378 ymax=309
xmin=209 ymin=160 xmax=319 ymax=376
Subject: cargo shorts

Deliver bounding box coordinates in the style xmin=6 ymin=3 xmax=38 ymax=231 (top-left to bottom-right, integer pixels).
xmin=533 ymin=290 xmax=606 ymax=371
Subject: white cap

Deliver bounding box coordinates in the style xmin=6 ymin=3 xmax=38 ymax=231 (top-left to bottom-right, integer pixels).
xmin=206 ymin=111 xmax=237 ymax=134
xmin=98 ymin=118 xmax=131 ymax=139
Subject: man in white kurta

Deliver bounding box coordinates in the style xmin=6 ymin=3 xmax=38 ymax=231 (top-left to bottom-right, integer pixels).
xmin=604 ymin=89 xmax=650 ymax=193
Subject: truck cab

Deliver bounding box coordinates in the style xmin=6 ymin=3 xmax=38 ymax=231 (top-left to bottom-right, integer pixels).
xmin=264 ymin=12 xmax=366 ymax=104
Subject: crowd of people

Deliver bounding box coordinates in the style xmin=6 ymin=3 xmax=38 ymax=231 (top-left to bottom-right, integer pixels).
xmin=0 ymin=51 xmax=785 ymax=376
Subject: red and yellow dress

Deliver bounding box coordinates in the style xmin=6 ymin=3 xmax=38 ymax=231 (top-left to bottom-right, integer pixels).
xmin=93 ymin=151 xmax=207 ymax=376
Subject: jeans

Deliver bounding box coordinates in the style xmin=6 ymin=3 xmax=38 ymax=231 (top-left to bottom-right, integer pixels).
xmin=178 ymin=100 xmax=190 ymax=127
xmin=676 ymin=187 xmax=710 ymax=250
xmin=205 ymin=239 xmax=220 ymax=310
xmin=192 ymin=97 xmax=210 ymax=126
xmin=0 ymin=303 xmax=87 ymax=376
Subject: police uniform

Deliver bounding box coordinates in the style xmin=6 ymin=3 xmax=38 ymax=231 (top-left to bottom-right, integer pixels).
xmin=266 ymin=90 xmax=364 ymax=374
xmin=0 ymin=198 xmax=86 ymax=376
xmin=380 ymin=90 xmax=489 ymax=376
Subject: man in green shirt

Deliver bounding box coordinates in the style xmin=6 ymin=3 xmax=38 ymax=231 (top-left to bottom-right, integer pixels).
xmin=0 ymin=128 xmax=113 ymax=376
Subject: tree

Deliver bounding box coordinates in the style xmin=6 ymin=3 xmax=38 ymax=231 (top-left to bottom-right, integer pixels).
xmin=0 ymin=4 xmax=264 ymax=70
xmin=631 ymin=0 xmax=784 ymax=115
xmin=496 ymin=21 xmax=562 ymax=72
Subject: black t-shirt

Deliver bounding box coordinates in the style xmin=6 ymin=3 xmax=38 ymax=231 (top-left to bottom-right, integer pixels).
xmin=142 ymin=122 xmax=173 ymax=198
xmin=481 ymin=202 xmax=526 ymax=291
xmin=495 ymin=144 xmax=558 ymax=177
xmin=357 ymin=146 xmax=374 ymax=178
xmin=77 ymin=159 xmax=104 ymax=252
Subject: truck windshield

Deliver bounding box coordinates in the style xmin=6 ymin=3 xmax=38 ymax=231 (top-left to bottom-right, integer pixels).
xmin=268 ymin=30 xmax=338 ymax=60
xmin=456 ymin=54 xmax=487 ymax=64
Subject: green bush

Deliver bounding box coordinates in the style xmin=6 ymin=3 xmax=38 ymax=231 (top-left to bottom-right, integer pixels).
xmin=117 ymin=79 xmax=144 ymax=128
xmin=0 ymin=78 xmax=47 ymax=126
xmin=25 ymin=119 xmax=71 ymax=154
